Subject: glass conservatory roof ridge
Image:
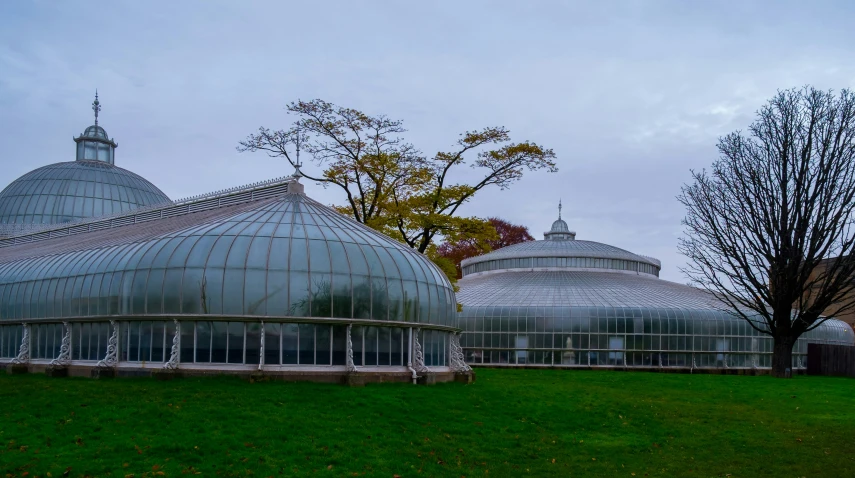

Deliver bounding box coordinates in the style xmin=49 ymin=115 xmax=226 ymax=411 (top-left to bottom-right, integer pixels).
xmin=0 ymin=174 xmax=301 ymax=247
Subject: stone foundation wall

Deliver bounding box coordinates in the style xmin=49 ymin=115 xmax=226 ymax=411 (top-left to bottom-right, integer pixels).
xmin=2 ymin=362 xmax=469 ymax=385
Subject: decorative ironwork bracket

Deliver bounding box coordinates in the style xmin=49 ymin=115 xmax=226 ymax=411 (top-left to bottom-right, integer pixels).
xmin=258 ymin=321 xmax=265 ymax=371
xmin=49 ymin=322 xmax=72 ymax=367
xmin=96 ymin=320 xmax=119 ymax=368
xmin=345 ymin=324 xmax=357 ymax=373
xmin=412 ymin=328 xmax=430 ymax=375
xmin=11 ymin=323 xmax=30 ymax=365
xmin=449 ymin=332 xmax=471 ymax=373
xmin=163 ymin=319 xmax=181 ymax=370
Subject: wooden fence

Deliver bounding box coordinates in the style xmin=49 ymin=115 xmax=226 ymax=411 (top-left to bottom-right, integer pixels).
xmin=807 ymin=343 xmax=855 ymax=378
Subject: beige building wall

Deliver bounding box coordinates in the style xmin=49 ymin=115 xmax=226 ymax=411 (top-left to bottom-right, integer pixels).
xmin=806 ymin=260 xmax=855 ymax=328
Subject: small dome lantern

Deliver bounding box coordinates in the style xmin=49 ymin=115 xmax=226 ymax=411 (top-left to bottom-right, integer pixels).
xmin=73 ymin=91 xmax=117 ymax=165
xmin=543 ymin=199 xmax=576 ymax=241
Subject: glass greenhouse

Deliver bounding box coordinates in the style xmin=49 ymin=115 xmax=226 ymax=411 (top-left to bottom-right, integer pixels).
xmin=0 ymin=96 xmax=470 ymax=383
xmin=457 ymin=212 xmax=855 ymax=370
xmin=4 ymin=93 xmax=851 ymax=382
xmin=0 ymin=176 xmax=468 ymax=381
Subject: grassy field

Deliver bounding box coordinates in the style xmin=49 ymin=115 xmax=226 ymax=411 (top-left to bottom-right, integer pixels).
xmin=1 ymin=368 xmax=854 ymax=478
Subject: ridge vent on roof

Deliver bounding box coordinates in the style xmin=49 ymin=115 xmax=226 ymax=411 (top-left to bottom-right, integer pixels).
xmin=0 ymin=176 xmax=298 ymax=248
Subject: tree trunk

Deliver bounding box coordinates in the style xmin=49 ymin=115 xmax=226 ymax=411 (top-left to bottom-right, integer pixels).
xmin=771 ymin=335 xmax=795 ymax=378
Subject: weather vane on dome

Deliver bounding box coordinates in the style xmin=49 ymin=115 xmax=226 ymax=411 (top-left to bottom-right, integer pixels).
xmin=558 ymin=199 xmax=562 ymax=220
xmin=92 ymin=90 xmax=101 ymax=126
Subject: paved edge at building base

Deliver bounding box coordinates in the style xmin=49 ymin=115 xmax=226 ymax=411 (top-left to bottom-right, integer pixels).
xmin=4 ymin=363 xmax=476 ymax=385
xmin=471 ymin=364 xmax=799 ymax=376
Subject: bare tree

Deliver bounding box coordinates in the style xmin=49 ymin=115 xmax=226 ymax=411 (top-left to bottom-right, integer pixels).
xmin=679 ymin=86 xmax=855 ymax=377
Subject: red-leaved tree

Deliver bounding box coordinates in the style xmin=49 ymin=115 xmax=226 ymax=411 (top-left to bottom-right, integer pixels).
xmin=437 ymin=217 xmax=535 ymax=278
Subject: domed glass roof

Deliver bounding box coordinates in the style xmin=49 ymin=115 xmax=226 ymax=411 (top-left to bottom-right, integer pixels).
xmin=0 ymin=185 xmax=457 ymax=327
xmin=0 ymin=161 xmax=171 ymax=227
xmin=461 ymin=239 xmax=661 ymax=277
xmin=550 ymin=218 xmax=570 ymax=233
xmin=461 ymin=203 xmax=661 ymax=280
xmin=465 ymin=239 xmax=660 ymax=264
xmin=82 ymin=125 xmax=109 ymax=140
xmin=462 ymin=202 xmax=659 ymax=277
xmin=458 ymin=270 xmax=718 ymax=308
xmin=0 ymin=93 xmax=170 ymax=231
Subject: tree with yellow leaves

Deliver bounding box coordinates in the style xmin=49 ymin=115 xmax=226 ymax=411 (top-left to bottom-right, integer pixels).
xmin=238 ymin=99 xmax=557 ymax=283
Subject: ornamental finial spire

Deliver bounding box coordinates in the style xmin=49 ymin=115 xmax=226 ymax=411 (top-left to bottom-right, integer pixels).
xmin=558 ymin=199 xmax=562 ymax=220
xmin=291 ymin=126 xmax=303 ymax=180
xmin=92 ymin=90 xmax=101 ymax=126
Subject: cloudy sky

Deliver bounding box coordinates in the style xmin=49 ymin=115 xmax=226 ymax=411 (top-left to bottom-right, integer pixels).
xmin=2 ymin=0 xmax=854 ymax=282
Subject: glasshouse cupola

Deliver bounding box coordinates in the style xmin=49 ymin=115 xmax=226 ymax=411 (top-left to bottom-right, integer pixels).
xmin=74 ymin=92 xmax=117 ymax=165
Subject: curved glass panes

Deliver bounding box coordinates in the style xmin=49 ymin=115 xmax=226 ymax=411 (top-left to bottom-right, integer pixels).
xmin=459 ymin=305 xmax=854 ymax=369
xmin=0 ymin=193 xmax=457 ymax=327
xmin=76 ymin=138 xmax=114 ymax=164
xmin=83 ymin=125 xmax=109 ymax=140
xmin=456 ymin=270 xmax=855 ymax=369
xmin=0 ymin=161 xmax=170 ymax=226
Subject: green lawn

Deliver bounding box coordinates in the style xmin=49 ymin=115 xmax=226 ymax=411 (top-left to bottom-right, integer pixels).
xmin=1 ymin=369 xmax=853 ymax=477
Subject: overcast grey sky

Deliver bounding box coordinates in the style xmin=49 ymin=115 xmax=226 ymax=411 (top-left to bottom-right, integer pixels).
xmin=2 ymin=0 xmax=854 ymax=282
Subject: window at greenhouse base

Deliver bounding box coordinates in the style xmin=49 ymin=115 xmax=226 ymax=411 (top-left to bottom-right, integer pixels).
xmin=0 ymin=320 xmax=454 ymax=372
xmin=459 ymin=306 xmax=855 ymax=370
